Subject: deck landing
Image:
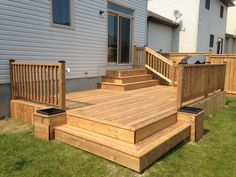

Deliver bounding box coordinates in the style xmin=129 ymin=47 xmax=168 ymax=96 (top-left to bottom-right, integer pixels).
xmin=66 ymin=85 xmax=177 ymax=128
xmin=66 ymin=85 xmax=178 ymax=143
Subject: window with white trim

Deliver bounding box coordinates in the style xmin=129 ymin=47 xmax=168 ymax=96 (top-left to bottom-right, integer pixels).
xmin=52 ymin=0 xmax=72 ymax=27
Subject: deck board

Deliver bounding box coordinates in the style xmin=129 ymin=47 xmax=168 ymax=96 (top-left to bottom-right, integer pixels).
xmin=66 ymin=85 xmax=177 ymax=131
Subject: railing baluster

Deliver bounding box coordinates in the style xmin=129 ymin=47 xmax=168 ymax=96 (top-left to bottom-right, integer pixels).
xmin=34 ymin=65 xmax=36 ymax=101
xmin=40 ymin=65 xmax=42 ymax=102
xmin=30 ymin=65 xmax=33 ymax=100
xmin=9 ymin=61 xmax=64 ymax=109
xmin=55 ymin=66 xmax=59 ymax=106
xmin=13 ymin=63 xmax=17 ymax=98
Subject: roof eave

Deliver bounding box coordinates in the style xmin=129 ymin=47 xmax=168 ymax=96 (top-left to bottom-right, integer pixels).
xmin=220 ymin=0 xmax=235 ymax=7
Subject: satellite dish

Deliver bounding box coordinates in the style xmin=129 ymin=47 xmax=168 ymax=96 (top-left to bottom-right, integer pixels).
xmin=174 ymin=10 xmax=182 ymax=19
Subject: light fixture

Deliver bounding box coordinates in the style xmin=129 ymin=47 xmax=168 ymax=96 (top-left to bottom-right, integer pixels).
xmin=99 ymin=10 xmax=105 ymax=16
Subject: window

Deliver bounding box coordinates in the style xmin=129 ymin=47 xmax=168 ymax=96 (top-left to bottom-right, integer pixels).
xmin=209 ymin=34 xmax=214 ymax=47
xmin=108 ymin=2 xmax=133 ymax=16
xmin=205 ymin=0 xmax=210 ymax=10
xmin=220 ymin=5 xmax=224 ymax=18
xmin=52 ymin=0 xmax=72 ymax=26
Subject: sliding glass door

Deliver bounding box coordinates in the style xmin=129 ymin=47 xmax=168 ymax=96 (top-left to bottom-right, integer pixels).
xmin=108 ymin=14 xmax=118 ymax=63
xmin=118 ymin=16 xmax=131 ymax=64
xmin=108 ymin=2 xmax=133 ymax=65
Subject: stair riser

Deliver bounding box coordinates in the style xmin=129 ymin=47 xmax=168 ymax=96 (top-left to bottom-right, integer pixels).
xmin=139 ymin=126 xmax=190 ymax=172
xmin=124 ymin=80 xmax=158 ymax=91
xmin=99 ymin=83 xmax=125 ymax=91
xmin=102 ymin=75 xmax=152 ymax=84
xmin=55 ymin=130 xmax=140 ymax=172
xmin=67 ymin=113 xmax=176 ymax=144
xmin=100 ymin=80 xmax=159 ymax=91
xmin=106 ymin=70 xmax=146 ymax=77
xmin=67 ymin=115 xmax=135 ymax=143
xmin=135 ymin=113 xmax=177 ymax=142
xmin=54 ymin=125 xmax=190 ymax=172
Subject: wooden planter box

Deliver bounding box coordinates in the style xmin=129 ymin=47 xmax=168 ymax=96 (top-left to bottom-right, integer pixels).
xmin=34 ymin=111 xmax=67 ymax=141
xmin=177 ymin=110 xmax=205 ymax=142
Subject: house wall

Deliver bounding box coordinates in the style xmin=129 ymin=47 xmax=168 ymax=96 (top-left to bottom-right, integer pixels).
xmin=147 ymin=21 xmax=174 ymax=52
xmin=226 ymin=5 xmax=236 ymax=35
xmin=225 ymin=37 xmax=236 ymax=53
xmin=0 ymin=0 xmax=147 ymax=84
xmin=0 ymin=0 xmax=148 ymax=118
xmin=197 ymin=0 xmax=228 ymax=53
xmin=225 ymin=5 xmax=236 ymax=54
xmin=148 ymin=0 xmax=200 ymax=52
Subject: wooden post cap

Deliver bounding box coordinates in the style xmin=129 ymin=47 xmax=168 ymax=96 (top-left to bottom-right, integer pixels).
xmin=58 ymin=60 xmax=66 ymax=64
xmin=9 ymin=59 xmax=15 ymax=63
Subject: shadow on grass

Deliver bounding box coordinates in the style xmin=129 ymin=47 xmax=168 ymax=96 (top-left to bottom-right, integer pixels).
xmin=204 ymin=129 xmax=210 ymax=135
xmin=139 ymin=140 xmax=187 ymax=174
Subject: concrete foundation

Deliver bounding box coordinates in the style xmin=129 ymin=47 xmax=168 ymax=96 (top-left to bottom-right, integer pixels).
xmin=0 ymin=84 xmax=11 ymax=119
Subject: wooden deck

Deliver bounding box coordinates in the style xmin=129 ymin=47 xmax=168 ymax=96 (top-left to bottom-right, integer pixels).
xmin=11 ymin=84 xmax=226 ymax=172
xmin=66 ymin=85 xmax=177 ymax=128
xmin=65 ymin=85 xmax=178 ymax=143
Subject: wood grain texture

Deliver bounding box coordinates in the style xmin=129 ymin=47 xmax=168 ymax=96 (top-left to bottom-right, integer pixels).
xmin=177 ymin=64 xmax=226 ymax=108
xmin=9 ymin=61 xmax=65 ymax=109
xmin=54 ymin=122 xmax=190 ymax=172
xmin=177 ymin=110 xmax=205 ymax=142
xmin=133 ymin=47 xmax=176 ymax=85
xmin=11 ymin=100 xmax=49 ymax=124
xmin=99 ymin=69 xmax=159 ymax=91
xmin=67 ymin=85 xmax=178 ymax=143
xmin=207 ymin=55 xmax=236 ymax=98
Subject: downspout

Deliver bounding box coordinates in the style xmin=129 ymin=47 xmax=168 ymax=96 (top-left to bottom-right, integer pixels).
xmin=195 ymin=0 xmax=201 ymax=52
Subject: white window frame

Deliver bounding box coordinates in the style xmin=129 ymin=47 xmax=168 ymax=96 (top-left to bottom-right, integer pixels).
xmin=50 ymin=0 xmax=75 ymax=30
xmin=107 ymin=1 xmax=135 ymax=65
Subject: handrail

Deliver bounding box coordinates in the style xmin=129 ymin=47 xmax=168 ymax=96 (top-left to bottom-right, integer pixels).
xmin=145 ymin=47 xmax=173 ymax=66
xmin=9 ymin=60 xmax=66 ymax=109
xmin=162 ymin=52 xmax=211 ymax=64
xmin=133 ymin=46 xmax=177 ymax=85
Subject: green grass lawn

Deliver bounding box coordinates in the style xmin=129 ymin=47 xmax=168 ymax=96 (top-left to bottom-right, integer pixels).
xmin=0 ymin=99 xmax=236 ymax=177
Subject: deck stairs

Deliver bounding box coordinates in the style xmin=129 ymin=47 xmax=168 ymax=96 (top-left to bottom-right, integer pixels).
xmin=54 ymin=110 xmax=191 ymax=172
xmin=98 ymin=69 xmax=159 ymax=91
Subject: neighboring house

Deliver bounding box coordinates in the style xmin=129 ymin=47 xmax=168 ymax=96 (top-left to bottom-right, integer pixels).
xmin=147 ymin=11 xmax=179 ymax=52
xmin=0 ymin=0 xmax=148 ymax=118
xmin=225 ymin=5 xmax=236 ymax=53
xmin=148 ymin=0 xmax=235 ymax=53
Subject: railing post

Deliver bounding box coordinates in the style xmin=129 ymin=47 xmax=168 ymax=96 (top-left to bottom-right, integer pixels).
xmin=170 ymin=61 xmax=177 ymax=86
xmin=133 ymin=45 xmax=137 ymax=68
xmin=9 ymin=59 xmax=15 ymax=100
xmin=58 ymin=60 xmax=66 ymax=110
xmin=207 ymin=49 xmax=212 ymax=63
xmin=204 ymin=65 xmax=210 ymax=98
xmin=177 ymin=64 xmax=184 ymax=109
xmin=222 ymin=62 xmax=227 ymax=91
xmin=144 ymin=46 xmax=147 ymax=66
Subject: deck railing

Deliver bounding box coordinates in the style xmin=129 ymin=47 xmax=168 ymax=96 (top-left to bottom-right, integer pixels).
xmin=177 ymin=64 xmax=226 ymax=108
xmin=161 ymin=52 xmax=211 ymax=64
xmin=206 ymin=54 xmax=236 ymax=98
xmin=9 ymin=60 xmax=66 ymax=109
xmin=133 ymin=46 xmax=177 ymax=85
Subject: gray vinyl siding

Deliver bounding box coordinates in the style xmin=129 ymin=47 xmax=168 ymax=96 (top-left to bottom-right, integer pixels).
xmin=0 ymin=0 xmax=147 ymax=84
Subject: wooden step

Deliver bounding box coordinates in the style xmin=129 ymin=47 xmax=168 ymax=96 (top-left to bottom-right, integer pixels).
xmin=99 ymin=80 xmax=159 ymax=91
xmin=66 ymin=111 xmax=177 ymax=144
xmin=54 ymin=122 xmax=190 ymax=172
xmin=106 ymin=69 xmax=146 ymax=77
xmin=102 ymin=74 xmax=152 ymax=84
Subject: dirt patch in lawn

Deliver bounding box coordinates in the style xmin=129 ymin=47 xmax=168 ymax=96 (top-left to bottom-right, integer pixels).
xmin=0 ymin=118 xmax=31 ymax=134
